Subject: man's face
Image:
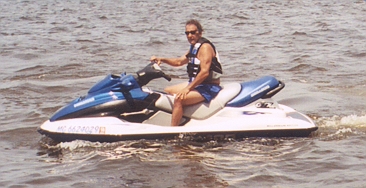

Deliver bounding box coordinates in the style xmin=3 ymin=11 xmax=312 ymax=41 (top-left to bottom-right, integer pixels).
xmin=185 ymin=24 xmax=202 ymax=45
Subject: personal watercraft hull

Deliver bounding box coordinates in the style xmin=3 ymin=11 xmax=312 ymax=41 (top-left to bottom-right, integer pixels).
xmin=38 ymin=124 xmax=317 ymax=142
xmin=38 ymin=128 xmax=317 ymax=142
xmin=38 ymin=103 xmax=317 ymax=142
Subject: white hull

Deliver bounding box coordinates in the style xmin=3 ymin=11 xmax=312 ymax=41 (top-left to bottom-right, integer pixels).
xmin=39 ymin=103 xmax=317 ymax=142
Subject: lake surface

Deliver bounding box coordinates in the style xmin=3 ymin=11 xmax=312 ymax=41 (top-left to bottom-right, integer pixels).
xmin=1 ymin=0 xmax=366 ymax=187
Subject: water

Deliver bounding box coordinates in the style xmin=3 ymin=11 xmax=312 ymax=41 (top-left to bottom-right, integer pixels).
xmin=1 ymin=0 xmax=366 ymax=187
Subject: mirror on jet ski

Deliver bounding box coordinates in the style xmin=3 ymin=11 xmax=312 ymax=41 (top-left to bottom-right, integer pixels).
xmin=136 ymin=62 xmax=172 ymax=86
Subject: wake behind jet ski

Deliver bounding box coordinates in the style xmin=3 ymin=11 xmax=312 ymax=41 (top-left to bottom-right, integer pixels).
xmin=38 ymin=63 xmax=317 ymax=142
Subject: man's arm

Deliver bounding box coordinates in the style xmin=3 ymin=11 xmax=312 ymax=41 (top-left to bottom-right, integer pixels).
xmin=150 ymin=54 xmax=188 ymax=67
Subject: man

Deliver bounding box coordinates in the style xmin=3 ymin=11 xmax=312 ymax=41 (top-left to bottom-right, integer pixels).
xmin=150 ymin=19 xmax=223 ymax=126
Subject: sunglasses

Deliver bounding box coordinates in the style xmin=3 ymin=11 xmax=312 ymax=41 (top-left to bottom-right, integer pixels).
xmin=185 ymin=30 xmax=198 ymax=35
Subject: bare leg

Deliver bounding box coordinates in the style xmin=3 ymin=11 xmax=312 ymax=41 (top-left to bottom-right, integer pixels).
xmin=171 ymin=90 xmax=205 ymax=126
xmin=164 ymin=82 xmax=188 ymax=94
xmin=171 ymin=98 xmax=184 ymax=126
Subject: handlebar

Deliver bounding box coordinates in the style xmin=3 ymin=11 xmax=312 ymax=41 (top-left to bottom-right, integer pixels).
xmin=135 ymin=62 xmax=172 ymax=86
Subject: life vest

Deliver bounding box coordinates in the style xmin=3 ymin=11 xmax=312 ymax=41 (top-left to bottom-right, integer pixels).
xmin=186 ymin=37 xmax=223 ymax=83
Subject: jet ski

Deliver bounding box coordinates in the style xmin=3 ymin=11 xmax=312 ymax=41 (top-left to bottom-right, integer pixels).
xmin=38 ymin=63 xmax=317 ymax=142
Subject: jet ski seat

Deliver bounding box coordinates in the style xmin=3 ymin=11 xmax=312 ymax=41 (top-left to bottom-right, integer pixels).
xmin=154 ymin=82 xmax=242 ymax=120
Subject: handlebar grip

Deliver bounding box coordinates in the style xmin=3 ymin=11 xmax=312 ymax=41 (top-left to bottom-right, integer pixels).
xmin=163 ymin=75 xmax=172 ymax=81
